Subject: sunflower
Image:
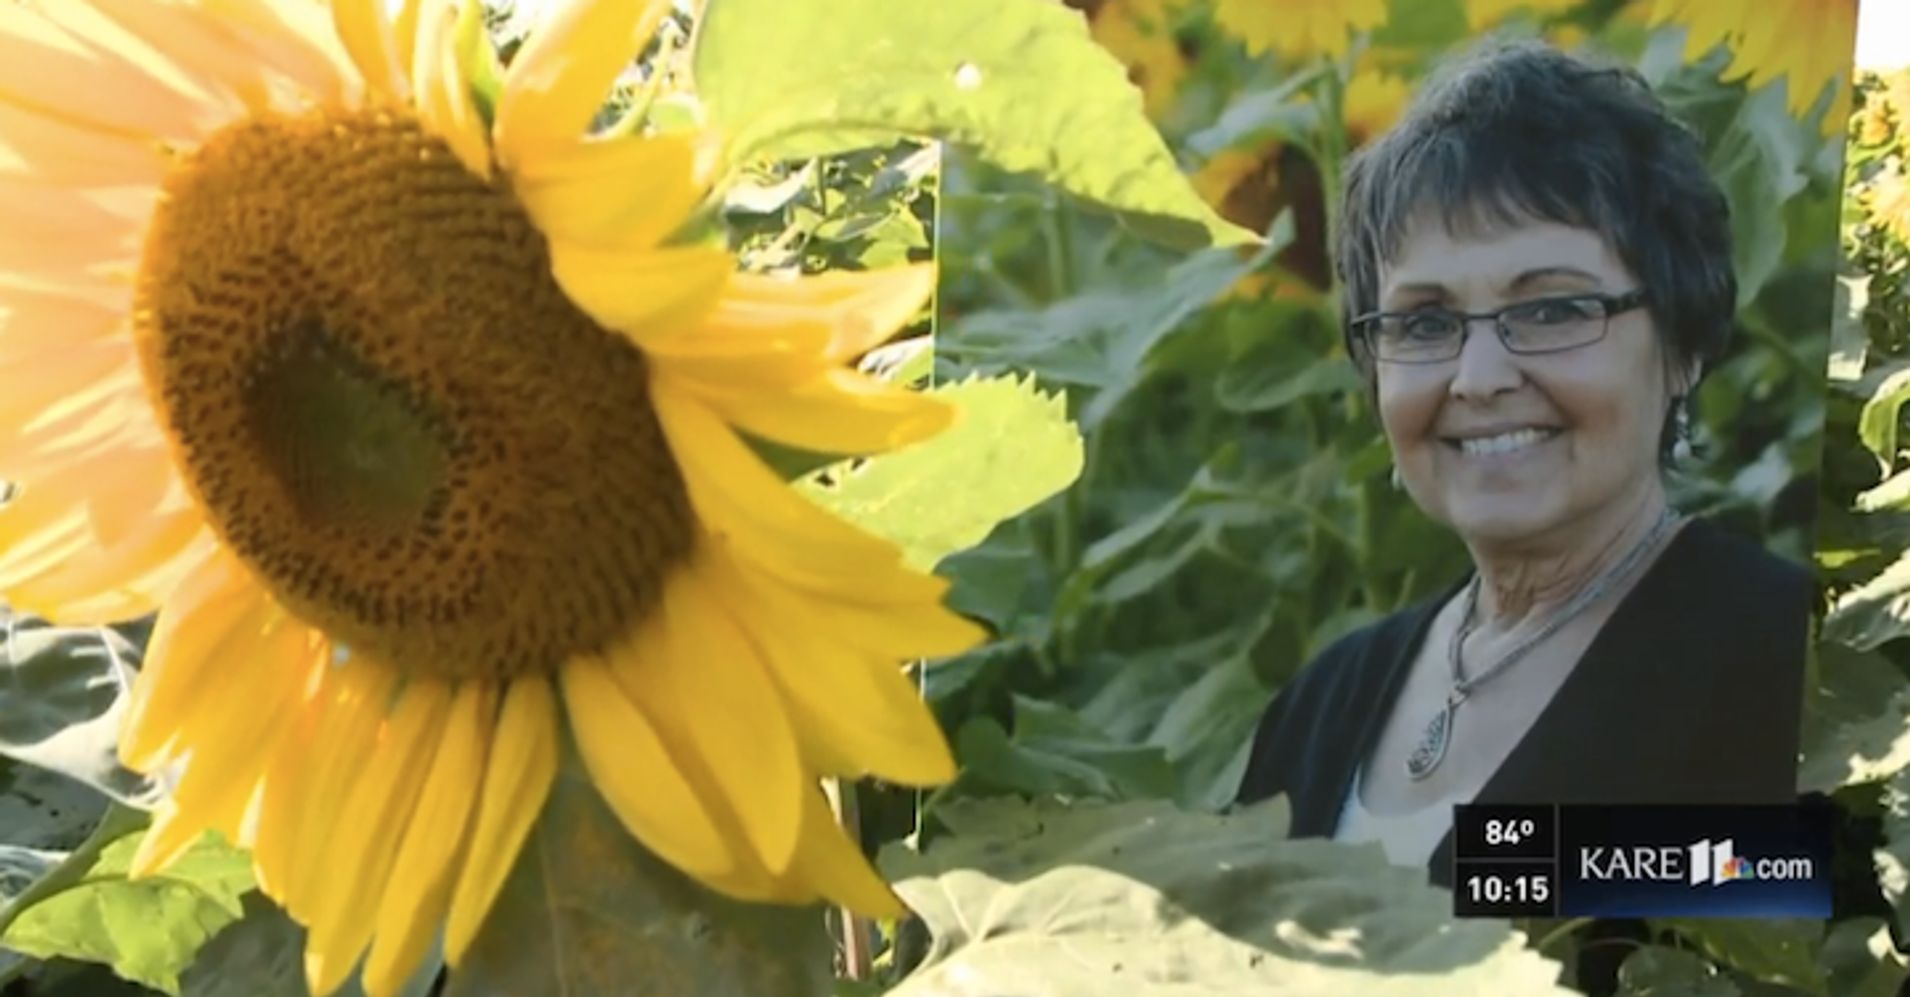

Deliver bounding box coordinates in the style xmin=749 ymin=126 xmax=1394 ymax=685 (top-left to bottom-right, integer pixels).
xmin=0 ymin=1 xmax=984 ymax=995
xmin=1866 ymin=167 xmax=1910 ymax=247
xmin=1211 ymin=0 xmax=1386 ymax=63
xmin=1193 ymin=62 xmax=1407 ymax=301
xmin=1078 ymin=0 xmax=1190 ymax=119
xmin=1462 ymin=0 xmax=1580 ymax=31
xmin=1648 ymin=0 xmax=1858 ymax=131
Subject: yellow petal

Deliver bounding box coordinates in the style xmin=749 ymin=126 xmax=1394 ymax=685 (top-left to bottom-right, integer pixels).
xmin=411 ymin=0 xmax=492 ymax=179
xmin=362 ymin=680 xmax=492 ymax=997
xmin=675 ymin=366 xmax=954 ymax=455
xmin=0 ymin=181 xmax=146 ymax=273
xmin=0 ymin=3 xmax=228 ymax=139
xmin=443 ymin=675 xmax=558 ymax=964
xmin=7 ymin=510 xmax=208 ymax=624
xmin=246 ymin=661 xmax=337 ymax=897
xmin=331 ymin=0 xmax=407 ymax=102
xmin=788 ymin=784 xmax=905 ymax=919
xmin=510 ymin=132 xmax=703 ymax=254
xmin=131 ymin=618 xmax=319 ymax=877
xmin=304 ymin=681 xmax=451 ymax=997
xmin=562 ymin=651 xmax=735 ymax=879
xmin=548 ymin=239 xmax=730 ymax=336
xmin=716 ymin=266 xmax=935 ymax=365
xmin=649 ymin=385 xmax=929 ymax=597
xmin=652 ymin=563 xmax=803 ymax=872
xmin=492 ymin=0 xmax=672 ymax=166
xmin=0 ymin=100 xmax=167 ymax=186
xmin=66 ymin=0 xmax=280 ymax=111
xmin=115 ymin=552 xmax=262 ymax=770
xmin=704 ymin=543 xmax=958 ymax=785
xmin=129 ymin=802 xmax=216 ymax=880
xmin=198 ymin=0 xmax=354 ymax=108
xmin=281 ymin=660 xmax=400 ymax=921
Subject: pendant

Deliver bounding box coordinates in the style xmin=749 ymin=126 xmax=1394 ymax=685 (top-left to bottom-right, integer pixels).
xmin=1406 ymin=698 xmax=1457 ymax=781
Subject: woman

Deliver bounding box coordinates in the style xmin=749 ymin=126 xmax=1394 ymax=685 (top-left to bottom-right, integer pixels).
xmin=1233 ymin=38 xmax=1812 ymax=886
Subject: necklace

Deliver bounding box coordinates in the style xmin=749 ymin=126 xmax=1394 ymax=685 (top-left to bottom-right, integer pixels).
xmin=1403 ymin=508 xmax=1684 ymax=782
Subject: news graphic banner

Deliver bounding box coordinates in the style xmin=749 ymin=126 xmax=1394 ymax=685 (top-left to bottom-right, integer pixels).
xmin=1452 ymin=804 xmax=1833 ymax=918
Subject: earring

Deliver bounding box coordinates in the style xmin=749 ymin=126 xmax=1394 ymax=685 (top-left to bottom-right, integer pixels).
xmin=1390 ymin=463 xmax=1404 ymax=490
xmin=1672 ymin=397 xmax=1694 ymax=461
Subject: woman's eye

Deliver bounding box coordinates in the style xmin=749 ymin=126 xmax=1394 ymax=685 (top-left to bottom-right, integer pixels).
xmin=1400 ymin=311 xmax=1457 ymax=338
xmin=1515 ymin=298 xmax=1597 ymax=325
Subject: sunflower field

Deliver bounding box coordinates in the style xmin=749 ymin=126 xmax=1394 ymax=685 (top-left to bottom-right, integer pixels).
xmin=0 ymin=0 xmax=1901 ymax=996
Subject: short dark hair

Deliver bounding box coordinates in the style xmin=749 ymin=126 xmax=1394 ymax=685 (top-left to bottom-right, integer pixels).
xmin=1335 ymin=38 xmax=1735 ymax=400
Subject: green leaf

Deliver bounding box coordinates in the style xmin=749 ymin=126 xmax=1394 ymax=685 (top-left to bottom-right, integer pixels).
xmin=445 ymin=753 xmax=830 ymax=997
xmin=1860 ymin=366 xmax=1910 ymax=473
xmin=801 ymin=373 xmax=1083 ymax=570
xmin=1824 ymin=545 xmax=1910 ymax=650
xmin=1214 ymin=354 xmax=1364 ymax=414
xmin=1818 ymin=917 xmax=1909 ymax=997
xmin=1797 ymin=643 xmax=1910 ymax=792
xmin=693 ymin=0 xmax=1255 ymax=250
xmin=1830 ymin=272 xmax=1871 ymax=383
xmin=879 ymin=796 xmax=1574 ymax=995
xmin=178 ymin=892 xmax=443 ymax=997
xmin=1648 ymin=919 xmax=1826 ymax=995
xmin=1 ymin=825 xmax=253 ymax=996
xmin=944 ymin=240 xmax=1278 ymax=429
xmin=1614 ymin=945 xmax=1741 ymax=996
xmin=0 ymin=614 xmax=158 ymax=807
xmin=950 ymin=698 xmax=1178 ymax=802
xmin=1875 ymin=768 xmax=1910 ymax=942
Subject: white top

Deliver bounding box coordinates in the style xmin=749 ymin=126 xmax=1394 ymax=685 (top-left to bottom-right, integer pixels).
xmin=1331 ymin=761 xmax=1461 ymax=868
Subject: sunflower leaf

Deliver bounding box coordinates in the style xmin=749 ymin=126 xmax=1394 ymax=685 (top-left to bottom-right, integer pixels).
xmin=0 ymin=612 xmax=160 ymax=809
xmin=692 ymin=0 xmax=1256 ymax=251
xmin=800 ymin=373 xmax=1084 ymax=571
xmin=446 ymin=758 xmax=831 ymax=997
xmin=0 ymin=822 xmax=251 ymax=997
xmin=877 ymin=796 xmax=1575 ymax=995
xmin=177 ymin=893 xmax=442 ymax=997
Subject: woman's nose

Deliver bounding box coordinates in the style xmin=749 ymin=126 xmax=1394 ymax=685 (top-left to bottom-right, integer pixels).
xmin=1448 ymin=318 xmax=1523 ymax=400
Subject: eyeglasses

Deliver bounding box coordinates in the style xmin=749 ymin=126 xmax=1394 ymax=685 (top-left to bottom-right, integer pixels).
xmin=1350 ymin=289 xmax=1650 ymax=365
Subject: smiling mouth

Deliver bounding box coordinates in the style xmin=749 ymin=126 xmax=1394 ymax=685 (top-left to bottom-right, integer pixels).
xmin=1443 ymin=427 xmax=1563 ymax=457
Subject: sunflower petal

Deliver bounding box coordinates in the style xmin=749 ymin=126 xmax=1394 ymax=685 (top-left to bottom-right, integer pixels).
xmin=675 ymin=366 xmax=954 ymax=455
xmin=443 ymin=675 xmax=557 ymax=965
xmin=281 ymin=660 xmax=400 ymax=920
xmin=704 ymin=544 xmax=959 ymax=785
xmin=649 ymin=385 xmax=933 ymax=598
xmin=0 ymin=2 xmax=229 ymax=139
xmin=305 ymin=680 xmax=450 ymax=997
xmin=547 ymin=239 xmax=731 ymax=336
xmin=510 ymin=132 xmax=702 ymax=254
xmin=198 ymin=0 xmax=354 ymax=107
xmin=331 ymin=0 xmax=407 ymax=101
xmin=0 ymin=100 xmax=167 ymax=186
xmin=652 ymin=564 xmax=802 ymax=871
xmin=788 ymin=785 xmax=905 ymax=919
xmin=411 ymin=0 xmax=492 ymax=179
xmin=362 ymin=680 xmax=491 ymax=997
xmin=492 ymin=0 xmax=672 ymax=165
xmin=717 ymin=266 xmax=935 ymax=364
xmin=562 ymin=651 xmax=735 ymax=879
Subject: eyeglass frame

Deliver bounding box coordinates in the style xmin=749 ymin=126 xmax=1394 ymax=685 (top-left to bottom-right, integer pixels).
xmin=1348 ymin=288 xmax=1651 ymax=365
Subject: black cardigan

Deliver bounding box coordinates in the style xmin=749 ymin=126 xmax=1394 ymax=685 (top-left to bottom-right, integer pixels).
xmin=1233 ymin=516 xmax=1812 ymax=888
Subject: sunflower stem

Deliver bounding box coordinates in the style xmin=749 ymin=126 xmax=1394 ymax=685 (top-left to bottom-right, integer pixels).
xmin=0 ymin=804 xmax=149 ymax=941
xmin=822 ymin=778 xmax=875 ymax=981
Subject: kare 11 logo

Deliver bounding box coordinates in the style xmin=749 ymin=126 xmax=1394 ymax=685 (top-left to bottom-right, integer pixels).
xmin=1577 ymin=837 xmax=1814 ymax=885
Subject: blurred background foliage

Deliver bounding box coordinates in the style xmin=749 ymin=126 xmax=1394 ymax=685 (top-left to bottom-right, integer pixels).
xmin=863 ymin=0 xmax=1887 ymax=993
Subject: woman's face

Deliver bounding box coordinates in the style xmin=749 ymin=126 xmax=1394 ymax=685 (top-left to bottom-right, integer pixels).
xmin=1373 ymin=217 xmax=1683 ymax=548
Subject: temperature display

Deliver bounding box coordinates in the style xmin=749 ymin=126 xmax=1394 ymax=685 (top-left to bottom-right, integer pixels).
xmin=1453 ymin=804 xmax=1559 ymax=917
xmin=1454 ymin=804 xmax=1556 ymax=861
